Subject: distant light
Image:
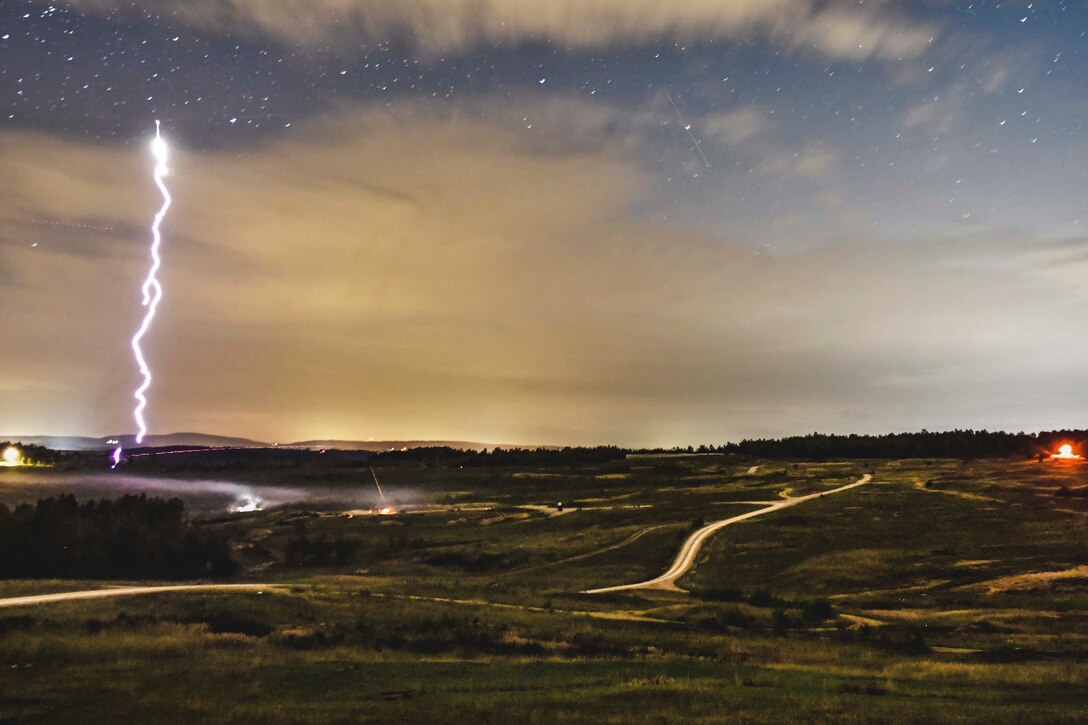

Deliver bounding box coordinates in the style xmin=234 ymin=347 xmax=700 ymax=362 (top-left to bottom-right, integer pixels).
xmin=1051 ymin=444 xmax=1082 ymax=460
xmin=2 ymin=446 xmax=21 ymax=466
xmin=232 ymin=495 xmax=264 ymax=513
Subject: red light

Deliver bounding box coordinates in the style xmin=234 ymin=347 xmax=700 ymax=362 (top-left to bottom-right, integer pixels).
xmin=1051 ymin=444 xmax=1082 ymax=460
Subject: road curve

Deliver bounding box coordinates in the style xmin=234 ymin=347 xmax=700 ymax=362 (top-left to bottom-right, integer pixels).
xmin=498 ymin=524 xmax=675 ymax=578
xmin=584 ymin=474 xmax=872 ymax=594
xmin=0 ymin=583 xmax=279 ymax=609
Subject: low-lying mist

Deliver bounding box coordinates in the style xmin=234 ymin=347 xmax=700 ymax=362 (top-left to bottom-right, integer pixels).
xmin=0 ymin=471 xmax=395 ymax=516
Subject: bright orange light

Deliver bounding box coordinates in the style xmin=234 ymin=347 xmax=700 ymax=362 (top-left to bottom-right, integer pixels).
xmin=377 ymin=506 xmax=397 ymax=516
xmin=1051 ymin=444 xmax=1082 ymax=460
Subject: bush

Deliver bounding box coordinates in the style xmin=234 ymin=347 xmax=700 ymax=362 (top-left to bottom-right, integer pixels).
xmin=700 ymin=588 xmax=745 ymax=602
xmin=353 ymin=614 xmax=521 ymax=655
xmin=802 ymin=599 xmax=836 ymax=622
xmin=0 ymin=615 xmax=36 ymax=634
xmin=191 ymin=612 xmax=273 ymax=637
xmin=875 ymin=628 xmax=929 ymax=655
xmin=274 ymin=627 xmax=332 ymax=650
xmin=773 ymin=609 xmax=797 ymax=632
xmin=749 ymin=590 xmax=786 ymax=608
xmin=717 ymin=607 xmax=754 ymax=629
xmin=284 ymin=523 xmax=359 ymax=567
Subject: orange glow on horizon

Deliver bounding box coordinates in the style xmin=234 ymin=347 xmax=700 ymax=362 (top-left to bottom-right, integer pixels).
xmin=1051 ymin=444 xmax=1082 ymax=460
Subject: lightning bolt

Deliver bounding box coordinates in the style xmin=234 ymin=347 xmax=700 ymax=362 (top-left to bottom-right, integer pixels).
xmin=113 ymin=121 xmax=171 ymax=468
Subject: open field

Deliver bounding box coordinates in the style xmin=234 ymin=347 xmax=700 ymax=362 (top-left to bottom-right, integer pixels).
xmin=2 ymin=454 xmax=1087 ymax=722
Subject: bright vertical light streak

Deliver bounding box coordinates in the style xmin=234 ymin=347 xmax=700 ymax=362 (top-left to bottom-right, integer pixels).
xmin=369 ymin=465 xmax=387 ymax=502
xmin=135 ymin=121 xmax=172 ymax=443
xmin=113 ymin=121 xmax=171 ymax=468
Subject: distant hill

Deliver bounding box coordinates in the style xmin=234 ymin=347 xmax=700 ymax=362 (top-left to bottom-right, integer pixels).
xmin=0 ymin=433 xmax=517 ymax=453
xmin=3 ymin=432 xmax=269 ymax=451
xmin=287 ymin=439 xmax=497 ymax=452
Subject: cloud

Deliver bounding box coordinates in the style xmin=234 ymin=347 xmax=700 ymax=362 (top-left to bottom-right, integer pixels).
xmin=56 ymin=0 xmax=939 ymax=60
xmin=994 ymin=236 xmax=1088 ymax=302
xmin=902 ymin=95 xmax=963 ymax=134
xmin=758 ymin=142 xmax=840 ymax=179
xmin=900 ymin=47 xmax=1031 ymax=135
xmin=3 ymin=99 xmax=1085 ymax=445
xmin=774 ymin=6 xmax=936 ymax=61
xmin=473 ymin=94 xmax=835 ymax=182
xmin=700 ymin=107 xmax=770 ymax=147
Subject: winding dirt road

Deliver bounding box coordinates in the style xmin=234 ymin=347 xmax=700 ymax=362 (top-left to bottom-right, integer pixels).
xmin=584 ymin=474 xmax=873 ymax=594
xmin=0 ymin=475 xmax=873 ymax=607
xmin=0 ymin=583 xmax=278 ymax=609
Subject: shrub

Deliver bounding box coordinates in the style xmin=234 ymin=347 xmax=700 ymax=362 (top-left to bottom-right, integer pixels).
xmin=802 ymin=599 xmax=836 ymax=622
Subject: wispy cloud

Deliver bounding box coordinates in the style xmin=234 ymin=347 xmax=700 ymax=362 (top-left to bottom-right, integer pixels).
xmin=57 ymin=0 xmax=939 ymax=60
xmin=2 ymin=101 xmax=1083 ymax=444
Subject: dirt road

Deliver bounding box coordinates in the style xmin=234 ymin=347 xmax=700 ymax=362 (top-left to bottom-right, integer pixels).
xmin=0 ymin=583 xmax=278 ymax=608
xmin=584 ymin=474 xmax=873 ymax=594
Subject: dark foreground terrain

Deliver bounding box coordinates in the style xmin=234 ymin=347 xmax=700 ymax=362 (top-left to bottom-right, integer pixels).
xmin=2 ymin=451 xmax=1087 ymax=722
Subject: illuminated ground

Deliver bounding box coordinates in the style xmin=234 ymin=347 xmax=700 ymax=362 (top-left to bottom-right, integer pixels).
xmin=2 ymin=455 xmax=1088 ymax=722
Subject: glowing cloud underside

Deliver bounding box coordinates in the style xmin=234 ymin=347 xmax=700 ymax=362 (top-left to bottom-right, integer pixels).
xmin=113 ymin=121 xmax=171 ymax=467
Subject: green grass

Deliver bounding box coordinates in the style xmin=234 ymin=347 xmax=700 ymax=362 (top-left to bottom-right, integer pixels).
xmin=3 ymin=456 xmax=1088 ymax=721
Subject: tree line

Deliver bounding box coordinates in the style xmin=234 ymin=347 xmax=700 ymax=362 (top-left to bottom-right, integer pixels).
xmin=717 ymin=429 xmax=1087 ymax=460
xmin=370 ymin=445 xmax=628 ymax=467
xmin=0 ymin=494 xmax=237 ymax=579
xmin=0 ymin=441 xmax=65 ymax=465
xmin=373 ymin=430 xmax=1088 ymax=464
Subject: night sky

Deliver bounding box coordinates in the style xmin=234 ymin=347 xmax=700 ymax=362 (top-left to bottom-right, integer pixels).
xmin=3 ymin=1 xmax=1088 ymax=446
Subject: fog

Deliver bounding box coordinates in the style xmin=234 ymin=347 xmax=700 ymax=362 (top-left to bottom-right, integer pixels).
xmin=0 ymin=471 xmax=386 ymax=516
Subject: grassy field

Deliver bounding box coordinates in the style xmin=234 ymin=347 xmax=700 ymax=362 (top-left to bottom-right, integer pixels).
xmin=2 ymin=455 xmax=1087 ymax=722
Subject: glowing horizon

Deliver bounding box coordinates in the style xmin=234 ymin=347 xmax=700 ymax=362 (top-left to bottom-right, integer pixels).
xmin=7 ymin=3 xmax=1088 ymax=447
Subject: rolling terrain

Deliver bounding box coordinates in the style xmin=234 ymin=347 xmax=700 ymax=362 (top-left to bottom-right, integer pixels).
xmin=2 ymin=453 xmax=1087 ymax=722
